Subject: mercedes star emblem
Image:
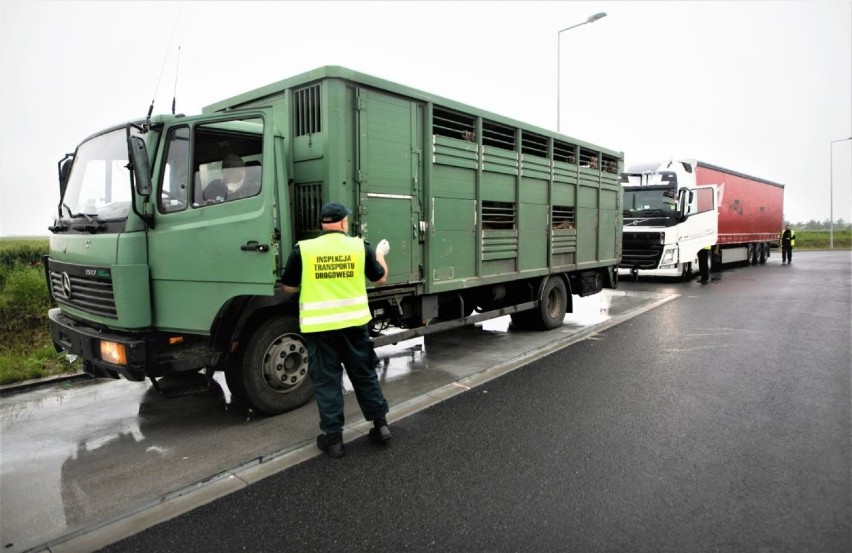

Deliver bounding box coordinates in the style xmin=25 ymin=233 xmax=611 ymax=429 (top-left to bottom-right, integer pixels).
xmin=61 ymin=272 xmax=72 ymax=299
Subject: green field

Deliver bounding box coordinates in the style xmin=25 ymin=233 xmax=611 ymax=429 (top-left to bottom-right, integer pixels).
xmin=792 ymin=229 xmax=852 ymax=249
xmin=0 ymin=237 xmax=81 ymax=385
xmin=1 ymin=230 xmax=850 ymax=386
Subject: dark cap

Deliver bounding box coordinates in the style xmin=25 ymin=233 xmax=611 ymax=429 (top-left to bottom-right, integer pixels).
xmin=320 ymin=201 xmax=351 ymax=223
xmin=222 ymin=154 xmax=245 ymax=169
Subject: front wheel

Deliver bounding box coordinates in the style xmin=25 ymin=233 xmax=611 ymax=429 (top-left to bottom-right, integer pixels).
xmin=227 ymin=316 xmax=314 ymax=415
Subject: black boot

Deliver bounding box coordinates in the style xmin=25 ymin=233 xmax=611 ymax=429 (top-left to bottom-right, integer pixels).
xmin=317 ymin=433 xmax=345 ymax=458
xmin=369 ymin=417 xmax=392 ymax=445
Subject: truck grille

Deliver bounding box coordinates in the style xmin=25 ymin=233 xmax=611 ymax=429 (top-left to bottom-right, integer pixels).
xmin=47 ymin=262 xmax=117 ymax=319
xmin=620 ymin=233 xmax=663 ymax=269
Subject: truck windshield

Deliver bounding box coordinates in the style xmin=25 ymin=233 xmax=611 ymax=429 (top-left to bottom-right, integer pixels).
xmin=60 ymin=128 xmax=133 ymax=223
xmin=623 ymin=187 xmax=678 ymax=217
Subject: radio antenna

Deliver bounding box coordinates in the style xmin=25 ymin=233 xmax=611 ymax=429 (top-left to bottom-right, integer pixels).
xmin=146 ymin=7 xmax=182 ymax=127
xmin=171 ymin=46 xmax=181 ymax=115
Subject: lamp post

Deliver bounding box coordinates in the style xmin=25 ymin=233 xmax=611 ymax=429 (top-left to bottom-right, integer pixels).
xmin=830 ymin=136 xmax=852 ymax=249
xmin=557 ymin=12 xmax=607 ymax=133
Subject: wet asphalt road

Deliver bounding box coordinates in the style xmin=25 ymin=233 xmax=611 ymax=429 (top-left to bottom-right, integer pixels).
xmin=98 ymin=251 xmax=851 ymax=553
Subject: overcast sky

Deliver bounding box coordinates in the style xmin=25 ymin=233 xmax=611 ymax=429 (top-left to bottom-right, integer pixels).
xmin=1 ymin=0 xmax=850 ymax=237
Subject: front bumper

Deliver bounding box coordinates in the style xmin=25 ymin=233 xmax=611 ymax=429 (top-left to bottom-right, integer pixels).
xmin=617 ymin=266 xmax=682 ymax=278
xmin=48 ymin=308 xmax=148 ymax=381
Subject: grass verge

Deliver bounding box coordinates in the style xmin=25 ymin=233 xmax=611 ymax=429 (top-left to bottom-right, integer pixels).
xmin=1 ymin=237 xmax=81 ymax=385
xmin=0 ymin=344 xmax=80 ymax=386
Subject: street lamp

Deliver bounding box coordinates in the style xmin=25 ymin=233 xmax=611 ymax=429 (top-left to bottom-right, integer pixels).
xmin=557 ymin=12 xmax=607 ymax=133
xmin=830 ymin=136 xmax=852 ymax=249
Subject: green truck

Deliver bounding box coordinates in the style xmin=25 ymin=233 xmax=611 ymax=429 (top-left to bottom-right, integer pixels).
xmin=46 ymin=66 xmax=623 ymax=415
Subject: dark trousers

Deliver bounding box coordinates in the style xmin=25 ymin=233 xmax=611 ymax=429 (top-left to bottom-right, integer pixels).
xmin=697 ymin=248 xmax=710 ymax=281
xmin=782 ymin=244 xmax=793 ymax=263
xmin=305 ymin=325 xmax=388 ymax=435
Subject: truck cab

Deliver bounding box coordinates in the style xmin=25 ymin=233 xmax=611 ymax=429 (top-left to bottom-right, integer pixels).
xmin=618 ymin=160 xmax=718 ymax=280
xmin=46 ymin=111 xmax=295 ymax=406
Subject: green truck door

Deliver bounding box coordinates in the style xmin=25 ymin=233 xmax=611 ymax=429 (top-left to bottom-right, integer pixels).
xmin=147 ymin=114 xmax=277 ymax=333
xmin=355 ymin=88 xmax=424 ymax=285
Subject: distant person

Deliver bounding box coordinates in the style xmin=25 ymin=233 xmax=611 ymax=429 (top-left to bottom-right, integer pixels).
xmin=697 ymin=245 xmax=711 ymax=283
xmin=780 ymin=224 xmax=796 ymax=264
xmin=280 ymin=201 xmax=392 ymax=458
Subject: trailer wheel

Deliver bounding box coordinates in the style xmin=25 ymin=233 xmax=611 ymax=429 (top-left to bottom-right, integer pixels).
xmin=745 ymin=243 xmax=754 ymax=265
xmin=228 ymin=316 xmax=314 ymax=415
xmin=758 ymin=243 xmax=768 ymax=264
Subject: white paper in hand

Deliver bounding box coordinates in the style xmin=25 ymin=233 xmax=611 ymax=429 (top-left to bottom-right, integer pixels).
xmin=376 ymin=239 xmax=390 ymax=256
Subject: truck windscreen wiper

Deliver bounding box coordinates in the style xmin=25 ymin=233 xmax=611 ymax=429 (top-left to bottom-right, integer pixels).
xmin=48 ymin=221 xmax=70 ymax=233
xmin=71 ymin=212 xmax=97 ymax=223
xmin=625 ymin=209 xmax=665 ymax=216
xmin=68 ymin=213 xmax=106 ymax=232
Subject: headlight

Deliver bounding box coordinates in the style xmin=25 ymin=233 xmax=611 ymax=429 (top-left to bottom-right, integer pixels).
xmin=661 ymin=249 xmax=676 ymax=264
xmin=100 ymin=341 xmax=127 ymax=365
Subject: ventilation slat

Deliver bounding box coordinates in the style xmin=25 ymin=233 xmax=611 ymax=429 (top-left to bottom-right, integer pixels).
xmin=294 ymin=85 xmax=322 ymax=136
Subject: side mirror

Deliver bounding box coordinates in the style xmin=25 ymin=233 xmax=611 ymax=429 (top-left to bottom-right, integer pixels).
xmin=128 ymin=136 xmax=152 ymax=196
xmin=57 ymin=154 xmax=74 ymax=198
xmin=678 ymin=189 xmax=694 ymax=221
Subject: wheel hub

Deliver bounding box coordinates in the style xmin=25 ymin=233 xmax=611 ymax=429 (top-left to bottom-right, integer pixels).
xmin=262 ymin=334 xmax=308 ymax=393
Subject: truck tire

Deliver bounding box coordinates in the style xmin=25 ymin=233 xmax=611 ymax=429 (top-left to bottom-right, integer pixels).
xmin=229 ymin=316 xmax=314 ymax=415
xmin=680 ymin=262 xmax=693 ymax=281
xmin=745 ymin=243 xmax=754 ymax=265
xmin=511 ymin=276 xmax=567 ymax=331
xmin=758 ymin=243 xmax=768 ymax=264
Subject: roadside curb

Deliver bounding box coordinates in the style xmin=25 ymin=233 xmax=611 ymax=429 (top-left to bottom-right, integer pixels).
xmin=0 ymin=372 xmax=94 ymax=397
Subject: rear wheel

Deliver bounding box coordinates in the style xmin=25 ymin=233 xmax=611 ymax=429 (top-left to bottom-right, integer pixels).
xmin=540 ymin=276 xmax=568 ymax=329
xmin=227 ymin=316 xmax=314 ymax=415
xmin=510 ymin=276 xmax=568 ymax=331
xmin=745 ymin=243 xmax=754 ymax=265
xmin=758 ymin=242 xmax=768 ymax=264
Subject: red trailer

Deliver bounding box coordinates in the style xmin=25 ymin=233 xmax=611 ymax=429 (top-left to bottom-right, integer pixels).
xmin=696 ymin=161 xmax=785 ymax=265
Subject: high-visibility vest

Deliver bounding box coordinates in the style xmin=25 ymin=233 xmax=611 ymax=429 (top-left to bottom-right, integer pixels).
xmin=297 ymin=233 xmax=371 ymax=333
xmin=780 ymin=229 xmax=796 ymax=247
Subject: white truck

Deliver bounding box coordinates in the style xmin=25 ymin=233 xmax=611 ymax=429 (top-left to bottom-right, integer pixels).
xmin=619 ymin=159 xmax=785 ymax=280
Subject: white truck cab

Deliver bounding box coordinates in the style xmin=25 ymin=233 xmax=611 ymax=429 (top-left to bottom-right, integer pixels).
xmin=619 ymin=159 xmax=718 ymax=280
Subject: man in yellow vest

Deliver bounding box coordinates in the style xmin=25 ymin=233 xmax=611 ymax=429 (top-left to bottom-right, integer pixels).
xmin=280 ymin=202 xmax=391 ymax=458
xmin=780 ymin=224 xmax=796 ymax=264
